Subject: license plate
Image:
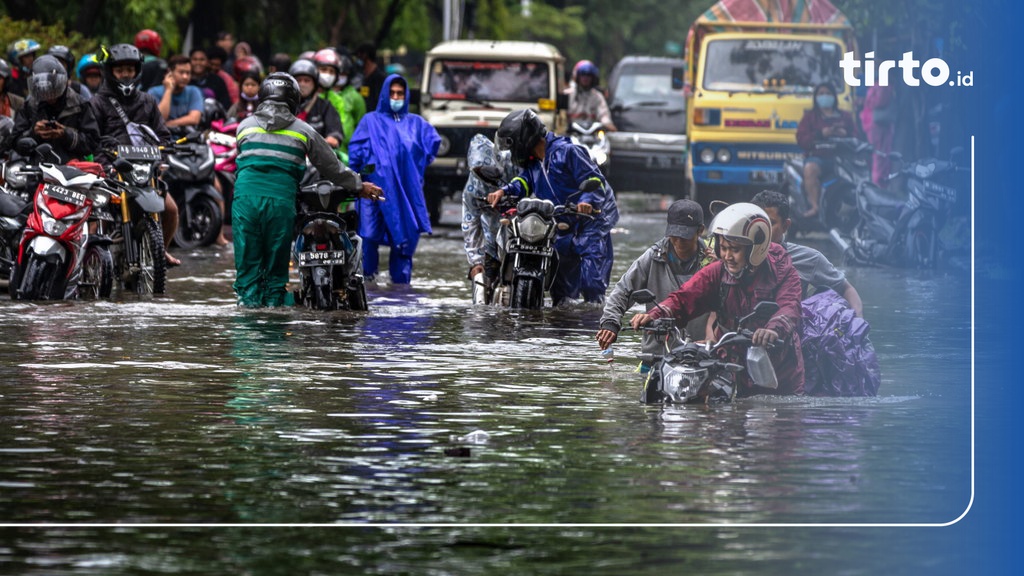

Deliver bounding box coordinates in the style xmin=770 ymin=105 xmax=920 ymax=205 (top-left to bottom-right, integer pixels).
xmin=510 ymin=242 xmax=551 ymax=255
xmin=43 ymin=183 xmax=87 ymax=206
xmin=297 ymin=250 xmax=346 ymax=267
xmin=117 ymin=145 xmax=161 ymax=161
xmin=750 ymin=170 xmax=780 ymax=184
xmin=925 ymin=182 xmax=957 ymax=203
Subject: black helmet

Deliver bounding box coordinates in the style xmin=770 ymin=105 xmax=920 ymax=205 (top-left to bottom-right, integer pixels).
xmin=288 ymin=59 xmax=319 ymax=83
xmin=259 ymin=72 xmax=301 ymax=113
xmin=29 ymin=55 xmax=68 ymax=102
xmin=102 ymin=43 xmax=144 ymax=98
xmin=495 ymin=109 xmax=547 ymax=168
xmin=47 ymin=45 xmax=75 ymax=72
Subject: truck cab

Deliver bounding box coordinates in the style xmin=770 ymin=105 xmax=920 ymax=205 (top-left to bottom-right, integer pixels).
xmin=685 ymin=23 xmax=856 ymax=209
xmin=419 ymin=40 xmax=567 ymax=224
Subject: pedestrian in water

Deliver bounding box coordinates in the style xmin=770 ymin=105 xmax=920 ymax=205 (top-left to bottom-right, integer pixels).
xmin=347 ymin=74 xmax=440 ymax=285
xmin=232 ymin=72 xmax=382 ymax=307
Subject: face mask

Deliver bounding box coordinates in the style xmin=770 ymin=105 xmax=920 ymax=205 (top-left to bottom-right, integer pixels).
xmin=337 ymin=75 xmax=348 ymax=87
xmin=815 ymin=94 xmax=835 ymax=109
xmin=390 ymin=98 xmax=404 ymax=113
xmin=318 ymin=72 xmax=336 ymax=89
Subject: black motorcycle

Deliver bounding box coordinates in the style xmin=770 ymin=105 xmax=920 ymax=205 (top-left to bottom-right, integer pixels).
xmin=833 ymin=147 xmax=966 ymax=269
xmin=292 ymin=168 xmax=374 ymax=311
xmin=107 ymin=137 xmax=167 ymax=295
xmin=473 ymin=165 xmax=600 ymax=309
xmin=630 ymin=289 xmax=781 ymax=405
xmin=783 ymin=137 xmax=874 ymax=236
xmin=163 ymin=131 xmax=223 ymax=249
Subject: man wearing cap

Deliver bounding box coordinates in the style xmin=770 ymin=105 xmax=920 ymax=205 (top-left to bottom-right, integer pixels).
xmin=596 ymin=199 xmax=712 ymax=359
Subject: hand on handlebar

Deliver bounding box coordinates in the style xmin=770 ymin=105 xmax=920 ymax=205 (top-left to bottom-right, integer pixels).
xmin=630 ymin=313 xmax=653 ymax=330
xmin=360 ymin=182 xmax=384 ymax=201
xmin=751 ymin=327 xmax=780 ymax=347
xmin=576 ymin=201 xmax=594 ymax=215
xmin=487 ymin=188 xmax=505 ymax=209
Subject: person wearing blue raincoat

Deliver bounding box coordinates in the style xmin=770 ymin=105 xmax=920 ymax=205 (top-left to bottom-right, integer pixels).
xmin=348 ymin=73 xmax=440 ymax=284
xmin=487 ymin=109 xmax=619 ymax=305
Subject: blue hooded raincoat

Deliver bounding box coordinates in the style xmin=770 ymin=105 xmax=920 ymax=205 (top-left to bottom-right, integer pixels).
xmin=348 ymin=74 xmax=440 ymax=283
xmin=502 ymin=132 xmax=620 ymax=303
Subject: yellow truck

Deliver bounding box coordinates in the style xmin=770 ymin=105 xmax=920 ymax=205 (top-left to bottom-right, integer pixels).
xmin=684 ymin=0 xmax=857 ymax=207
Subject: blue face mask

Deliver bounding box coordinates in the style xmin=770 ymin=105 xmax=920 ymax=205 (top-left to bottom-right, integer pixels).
xmin=390 ymin=98 xmax=404 ymax=113
xmin=815 ymin=94 xmax=835 ymax=109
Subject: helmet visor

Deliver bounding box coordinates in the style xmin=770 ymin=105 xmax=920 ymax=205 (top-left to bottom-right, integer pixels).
xmin=494 ymin=133 xmax=514 ymax=152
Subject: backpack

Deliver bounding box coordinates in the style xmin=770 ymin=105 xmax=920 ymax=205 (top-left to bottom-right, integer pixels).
xmin=800 ymin=290 xmax=881 ymax=396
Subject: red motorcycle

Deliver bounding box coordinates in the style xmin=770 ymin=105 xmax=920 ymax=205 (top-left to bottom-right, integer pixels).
xmin=10 ymin=159 xmax=114 ymax=300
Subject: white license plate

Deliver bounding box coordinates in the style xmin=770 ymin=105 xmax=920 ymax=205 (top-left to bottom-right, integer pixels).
xmin=297 ymin=250 xmax=346 ymax=267
xmin=750 ymin=170 xmax=780 ymax=184
xmin=646 ymin=154 xmax=677 ymax=169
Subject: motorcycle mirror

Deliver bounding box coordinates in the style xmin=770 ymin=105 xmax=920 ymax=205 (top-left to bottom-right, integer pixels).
xmin=15 ymin=137 xmax=36 ymax=157
xmin=113 ymin=157 xmax=133 ymax=174
xmin=472 ymin=165 xmax=505 ymax=187
xmin=36 ymin=143 xmax=60 ymax=164
xmin=737 ymin=301 xmax=779 ymax=327
xmin=360 ymin=164 xmax=375 ymax=176
xmin=578 ymin=179 xmax=602 ymax=193
xmin=631 ymin=288 xmax=656 ymax=305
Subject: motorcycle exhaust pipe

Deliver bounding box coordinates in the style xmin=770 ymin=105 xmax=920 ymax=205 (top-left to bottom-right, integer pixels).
xmin=829 ymin=228 xmax=850 ymax=254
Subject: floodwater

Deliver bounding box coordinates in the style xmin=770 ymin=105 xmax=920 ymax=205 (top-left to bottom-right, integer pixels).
xmin=0 ymin=202 xmax=972 ymax=573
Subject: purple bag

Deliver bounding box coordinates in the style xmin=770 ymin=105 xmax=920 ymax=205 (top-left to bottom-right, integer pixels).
xmin=800 ymin=290 xmax=882 ymax=396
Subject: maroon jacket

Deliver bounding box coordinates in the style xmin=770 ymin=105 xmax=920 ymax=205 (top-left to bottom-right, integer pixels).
xmin=796 ymin=108 xmax=858 ymax=156
xmin=647 ymin=243 xmax=805 ymax=396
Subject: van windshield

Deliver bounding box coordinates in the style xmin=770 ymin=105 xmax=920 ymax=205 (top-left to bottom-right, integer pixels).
xmin=613 ymin=64 xmax=686 ymax=104
xmin=702 ymin=38 xmax=844 ymax=94
xmin=428 ymin=59 xmax=550 ymax=102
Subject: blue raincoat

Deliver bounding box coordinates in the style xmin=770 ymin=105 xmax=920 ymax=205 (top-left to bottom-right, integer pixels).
xmin=348 ymin=74 xmax=440 ymax=283
xmin=502 ymin=132 xmax=620 ymax=303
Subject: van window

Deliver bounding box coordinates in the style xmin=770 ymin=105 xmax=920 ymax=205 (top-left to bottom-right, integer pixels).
xmin=701 ymin=39 xmax=844 ymax=94
xmin=614 ymin=64 xmax=687 ymax=104
xmin=428 ymin=59 xmax=550 ymax=102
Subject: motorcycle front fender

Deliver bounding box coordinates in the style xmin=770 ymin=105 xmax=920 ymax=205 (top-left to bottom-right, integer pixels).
xmin=181 ymin=185 xmax=224 ymax=204
xmin=27 ymin=235 xmax=66 ymax=260
xmin=133 ymin=187 xmax=166 ymax=213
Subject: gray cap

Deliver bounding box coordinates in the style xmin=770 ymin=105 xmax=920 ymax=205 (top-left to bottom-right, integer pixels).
xmin=665 ymin=199 xmax=704 ymax=239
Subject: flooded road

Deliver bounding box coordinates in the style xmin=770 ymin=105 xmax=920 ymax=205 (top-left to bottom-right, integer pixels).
xmin=0 ymin=201 xmax=972 ymax=571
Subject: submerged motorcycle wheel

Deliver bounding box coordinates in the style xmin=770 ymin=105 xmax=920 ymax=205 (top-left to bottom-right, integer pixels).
xmin=80 ymin=245 xmax=113 ymax=299
xmin=346 ymin=281 xmax=368 ymax=312
xmin=125 ymin=217 xmax=167 ymax=296
xmin=14 ymin=254 xmax=65 ymax=300
xmin=173 ymin=195 xmax=223 ymax=249
xmin=510 ymin=277 xmax=542 ymax=309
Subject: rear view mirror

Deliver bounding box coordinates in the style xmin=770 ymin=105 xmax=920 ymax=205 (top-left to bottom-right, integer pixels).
xmin=578 ymin=179 xmax=601 ymax=193
xmin=671 ymin=66 xmax=685 ymax=90
xmin=631 ymin=288 xmax=656 ymax=304
xmin=752 ymin=300 xmax=779 ymax=319
xmin=472 ymin=165 xmax=506 ymax=187
xmin=361 ymin=164 xmax=376 ymax=176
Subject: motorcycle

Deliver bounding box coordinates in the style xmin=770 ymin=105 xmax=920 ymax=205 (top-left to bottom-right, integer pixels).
xmin=1 ymin=138 xmax=44 ymax=287
xmin=106 ymin=127 xmax=168 ymax=295
xmin=568 ymin=120 xmax=611 ymax=177
xmin=832 ymin=147 xmax=967 ymax=269
xmin=9 ymin=145 xmax=116 ymax=300
xmin=472 ymin=165 xmax=601 ymax=309
xmin=163 ymin=131 xmax=223 ymax=249
xmin=782 ymin=137 xmax=874 ymax=236
xmin=292 ymin=167 xmax=376 ymax=311
xmin=629 ymin=289 xmax=781 ymax=405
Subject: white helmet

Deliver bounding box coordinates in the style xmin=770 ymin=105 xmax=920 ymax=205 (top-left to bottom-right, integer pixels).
xmin=710 ymin=202 xmax=771 ymax=267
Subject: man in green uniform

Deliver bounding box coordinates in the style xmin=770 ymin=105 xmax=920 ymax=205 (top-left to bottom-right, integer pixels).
xmin=233 ymin=72 xmax=382 ymax=307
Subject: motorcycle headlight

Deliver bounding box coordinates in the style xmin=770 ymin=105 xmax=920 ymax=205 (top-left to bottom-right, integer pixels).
xmin=41 ymin=212 xmax=68 ymax=236
xmin=699 ymin=148 xmax=715 ymax=164
xmin=517 ymin=213 xmax=550 ymax=244
xmin=913 ymin=163 xmax=936 ymax=179
xmin=130 ymin=162 xmax=152 ymax=185
xmin=663 ymin=366 xmax=708 ymax=403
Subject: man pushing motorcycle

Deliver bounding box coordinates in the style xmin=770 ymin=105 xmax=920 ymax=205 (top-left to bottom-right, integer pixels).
xmin=630 ymin=203 xmax=805 ymax=396
xmin=487 ymin=109 xmax=619 ymax=305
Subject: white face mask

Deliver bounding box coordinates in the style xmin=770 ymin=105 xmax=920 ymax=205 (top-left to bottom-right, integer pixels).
xmin=318 ymin=72 xmax=336 ymax=89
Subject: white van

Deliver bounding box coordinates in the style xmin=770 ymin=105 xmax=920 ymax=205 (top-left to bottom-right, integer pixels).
xmin=419 ymin=40 xmax=567 ymax=223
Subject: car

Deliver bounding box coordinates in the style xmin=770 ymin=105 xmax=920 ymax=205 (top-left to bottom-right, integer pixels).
xmin=606 ymin=56 xmax=688 ymax=196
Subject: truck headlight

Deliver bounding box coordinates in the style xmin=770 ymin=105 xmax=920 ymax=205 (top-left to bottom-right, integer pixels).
xmin=437 ymin=134 xmax=451 ymax=156
xmin=716 ymin=148 xmax=731 ymax=163
xmin=699 ymin=148 xmax=715 ymax=164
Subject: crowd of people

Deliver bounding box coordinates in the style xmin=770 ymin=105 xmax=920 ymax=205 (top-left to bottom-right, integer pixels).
xmin=1 ymin=33 xmax=880 ymax=398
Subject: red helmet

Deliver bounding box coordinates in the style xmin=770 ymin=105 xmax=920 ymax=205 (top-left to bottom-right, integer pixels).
xmin=134 ymin=29 xmax=163 ymax=56
xmin=312 ymin=48 xmax=342 ymax=73
xmin=232 ymin=56 xmax=264 ymax=82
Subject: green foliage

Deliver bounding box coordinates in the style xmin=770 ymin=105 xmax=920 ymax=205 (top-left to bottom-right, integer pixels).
xmin=0 ymin=15 xmax=93 ymax=63
xmin=387 ymin=1 xmax=433 ymax=53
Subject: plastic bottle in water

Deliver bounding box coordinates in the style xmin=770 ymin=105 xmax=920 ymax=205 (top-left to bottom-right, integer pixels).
xmin=601 ymin=346 xmax=614 ymax=363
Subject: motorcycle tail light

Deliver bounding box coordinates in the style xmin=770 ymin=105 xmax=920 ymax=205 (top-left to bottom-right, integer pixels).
xmin=518 ymin=213 xmax=550 ymax=244
xmin=316 ymin=243 xmax=328 ymax=250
